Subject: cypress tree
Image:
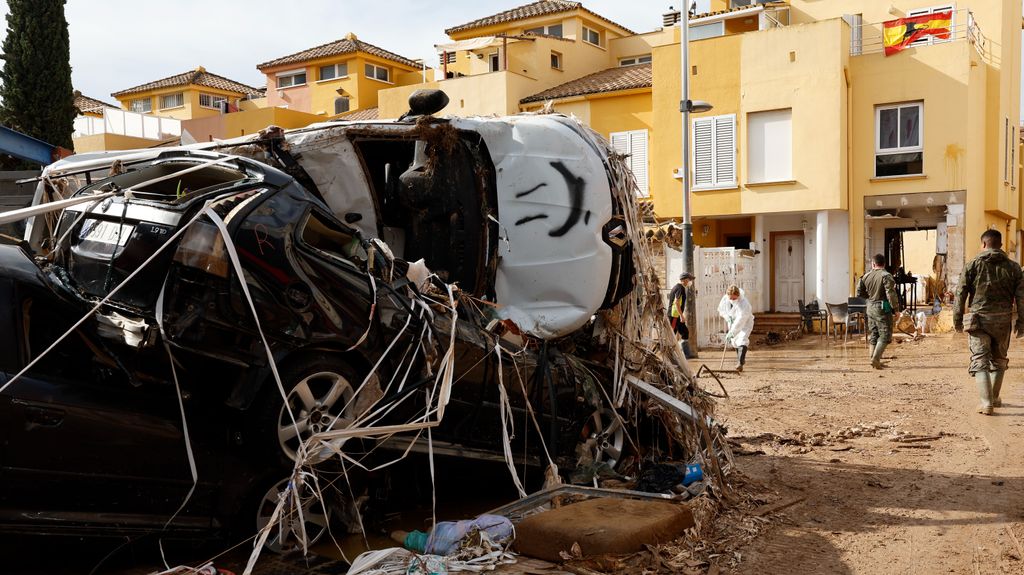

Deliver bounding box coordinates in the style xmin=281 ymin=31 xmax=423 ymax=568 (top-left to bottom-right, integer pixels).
xmin=0 ymin=0 xmax=75 ymax=151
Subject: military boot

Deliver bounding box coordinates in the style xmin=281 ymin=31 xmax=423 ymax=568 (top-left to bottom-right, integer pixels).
xmin=991 ymin=370 xmax=1005 ymax=408
xmin=870 ymin=341 xmax=886 ymax=369
xmin=975 ymin=371 xmax=994 ymax=415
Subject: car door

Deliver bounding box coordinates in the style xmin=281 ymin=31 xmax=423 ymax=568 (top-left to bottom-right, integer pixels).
xmin=0 ymin=285 xmax=216 ymax=534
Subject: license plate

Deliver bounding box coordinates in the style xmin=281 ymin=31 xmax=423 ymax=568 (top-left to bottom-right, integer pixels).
xmin=80 ymin=220 xmax=134 ymax=246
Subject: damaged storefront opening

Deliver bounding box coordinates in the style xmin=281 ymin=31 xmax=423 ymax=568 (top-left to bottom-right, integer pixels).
xmin=0 ymin=89 xmax=732 ymax=573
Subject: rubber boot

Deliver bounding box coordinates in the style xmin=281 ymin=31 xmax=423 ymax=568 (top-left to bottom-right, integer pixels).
xmin=735 ymin=346 xmax=747 ymax=373
xmin=870 ymin=341 xmax=886 ymax=369
xmin=975 ymin=371 xmax=993 ymax=415
xmin=681 ymin=340 xmax=695 ymax=360
xmin=991 ymin=370 xmax=1005 ymax=408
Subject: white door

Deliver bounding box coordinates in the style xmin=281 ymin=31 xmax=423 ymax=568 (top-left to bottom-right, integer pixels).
xmin=774 ymin=234 xmax=804 ymax=312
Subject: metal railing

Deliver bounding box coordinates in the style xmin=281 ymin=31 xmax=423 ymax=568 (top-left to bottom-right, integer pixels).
xmin=850 ymin=9 xmax=990 ymax=62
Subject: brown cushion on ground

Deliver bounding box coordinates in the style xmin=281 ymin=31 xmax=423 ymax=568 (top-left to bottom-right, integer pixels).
xmin=513 ymin=497 xmax=694 ymax=562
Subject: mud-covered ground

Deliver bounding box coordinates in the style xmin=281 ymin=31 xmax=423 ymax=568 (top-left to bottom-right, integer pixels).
xmin=714 ymin=332 xmax=1024 ymax=574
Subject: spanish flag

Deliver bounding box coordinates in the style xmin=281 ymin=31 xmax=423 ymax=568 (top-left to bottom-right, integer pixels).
xmin=883 ymin=11 xmax=952 ymax=56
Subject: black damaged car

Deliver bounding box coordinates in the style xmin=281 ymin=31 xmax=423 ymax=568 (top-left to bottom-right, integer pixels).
xmin=0 ymin=117 xmax=632 ymax=553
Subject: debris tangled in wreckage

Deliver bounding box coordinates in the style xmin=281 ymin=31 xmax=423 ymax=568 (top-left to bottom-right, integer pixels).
xmin=0 ymin=111 xmax=733 ymax=574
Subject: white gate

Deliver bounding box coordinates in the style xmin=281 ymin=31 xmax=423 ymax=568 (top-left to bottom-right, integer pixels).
xmin=694 ymin=247 xmax=760 ymax=348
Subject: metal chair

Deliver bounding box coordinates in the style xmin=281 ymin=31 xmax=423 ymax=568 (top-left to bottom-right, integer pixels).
xmin=799 ymin=299 xmax=826 ymax=335
xmin=847 ymin=297 xmax=868 ymax=341
xmin=824 ymin=302 xmax=851 ymax=342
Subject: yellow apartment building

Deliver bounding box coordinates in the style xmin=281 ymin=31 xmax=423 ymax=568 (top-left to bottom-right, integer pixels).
xmin=73 ymin=91 xmax=113 ymax=118
xmin=111 ymin=66 xmax=261 ymax=121
xmin=646 ymin=0 xmax=1021 ymax=317
xmin=257 ymin=33 xmax=426 ymax=120
xmin=378 ymin=0 xmax=644 ymax=118
xmin=378 ymin=0 xmax=1022 ymax=335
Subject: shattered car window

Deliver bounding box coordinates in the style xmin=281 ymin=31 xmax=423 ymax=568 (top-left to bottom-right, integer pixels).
xmin=301 ymin=209 xmax=367 ymax=263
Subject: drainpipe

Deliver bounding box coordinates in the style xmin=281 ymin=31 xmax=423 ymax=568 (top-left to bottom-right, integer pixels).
xmin=679 ymin=6 xmax=699 ymax=356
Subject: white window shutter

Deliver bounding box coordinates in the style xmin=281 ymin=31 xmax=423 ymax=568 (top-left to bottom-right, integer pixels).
xmin=629 ymin=130 xmax=649 ymax=197
xmin=693 ymin=118 xmax=714 ymax=187
xmin=714 ymin=115 xmax=736 ymax=185
xmin=610 ymin=132 xmax=629 ymax=156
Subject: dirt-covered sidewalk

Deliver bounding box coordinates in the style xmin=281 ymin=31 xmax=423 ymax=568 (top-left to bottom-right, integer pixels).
xmin=714 ymin=332 xmax=1024 ymax=574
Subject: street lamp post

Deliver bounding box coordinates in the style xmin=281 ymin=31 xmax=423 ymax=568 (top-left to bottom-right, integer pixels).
xmin=679 ymin=4 xmax=712 ymax=358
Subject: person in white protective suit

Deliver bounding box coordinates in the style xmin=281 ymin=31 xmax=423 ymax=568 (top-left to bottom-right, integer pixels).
xmin=718 ymin=284 xmax=755 ymax=372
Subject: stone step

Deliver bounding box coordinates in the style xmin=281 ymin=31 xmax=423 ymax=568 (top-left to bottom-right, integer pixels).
xmin=752 ymin=313 xmax=803 ymax=334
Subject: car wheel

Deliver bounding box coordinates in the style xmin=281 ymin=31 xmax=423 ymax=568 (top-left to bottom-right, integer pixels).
xmin=262 ymin=355 xmax=360 ymax=464
xmin=583 ymin=408 xmax=625 ymax=469
xmin=255 ymin=476 xmax=330 ymax=554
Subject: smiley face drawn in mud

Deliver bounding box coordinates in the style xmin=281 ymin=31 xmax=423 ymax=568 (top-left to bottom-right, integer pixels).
xmin=513 ymin=161 xmax=592 ymax=237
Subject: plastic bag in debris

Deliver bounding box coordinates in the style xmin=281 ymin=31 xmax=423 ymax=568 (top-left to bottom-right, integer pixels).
xmin=403 ymin=514 xmax=513 ymax=556
xmin=636 ymin=463 xmax=702 ymax=493
xmin=405 ymin=555 xmax=448 ymax=575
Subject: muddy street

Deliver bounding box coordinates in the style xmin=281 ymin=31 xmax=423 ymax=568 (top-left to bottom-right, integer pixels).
xmin=716 ymin=332 xmax=1024 ymax=574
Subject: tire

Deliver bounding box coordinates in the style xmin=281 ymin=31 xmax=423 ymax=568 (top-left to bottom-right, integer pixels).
xmin=253 ymin=475 xmax=331 ymax=555
xmin=580 ymin=408 xmax=625 ymax=470
xmin=252 ymin=354 xmax=361 ymax=465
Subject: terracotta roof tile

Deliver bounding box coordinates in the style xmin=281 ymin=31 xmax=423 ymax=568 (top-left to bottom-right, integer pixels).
xmin=257 ymin=34 xmax=420 ymax=71
xmin=73 ymin=91 xmax=115 ymax=115
xmin=520 ymin=63 xmax=651 ymax=104
xmin=111 ymin=67 xmax=261 ymax=98
xmin=445 ymin=1 xmax=635 ymax=36
xmin=336 ymin=107 xmax=379 ymax=121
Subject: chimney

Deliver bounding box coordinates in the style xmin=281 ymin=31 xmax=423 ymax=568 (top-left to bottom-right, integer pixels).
xmin=663 ymin=8 xmax=681 ymax=27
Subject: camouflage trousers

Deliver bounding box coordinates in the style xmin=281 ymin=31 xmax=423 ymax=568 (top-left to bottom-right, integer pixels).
xmin=866 ymin=302 xmax=893 ymax=345
xmin=967 ymin=316 xmax=1012 ymax=374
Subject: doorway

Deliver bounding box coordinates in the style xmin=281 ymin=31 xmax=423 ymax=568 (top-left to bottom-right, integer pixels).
xmin=771 ymin=232 xmax=804 ymax=312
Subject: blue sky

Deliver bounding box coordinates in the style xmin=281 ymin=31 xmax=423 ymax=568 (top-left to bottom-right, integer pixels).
xmin=0 ymin=0 xmax=706 ymax=102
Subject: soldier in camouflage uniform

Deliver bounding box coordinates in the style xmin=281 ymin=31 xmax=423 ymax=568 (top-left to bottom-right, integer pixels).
xmin=954 ymin=229 xmax=1024 ymax=415
xmin=857 ymin=253 xmax=901 ymax=369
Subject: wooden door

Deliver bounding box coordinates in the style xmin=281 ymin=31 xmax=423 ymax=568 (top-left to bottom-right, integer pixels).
xmin=773 ymin=234 xmax=804 ymax=312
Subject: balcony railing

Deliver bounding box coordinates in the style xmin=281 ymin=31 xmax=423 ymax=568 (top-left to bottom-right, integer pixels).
xmin=73 ymin=108 xmax=181 ymax=141
xmin=850 ymin=9 xmax=990 ymax=62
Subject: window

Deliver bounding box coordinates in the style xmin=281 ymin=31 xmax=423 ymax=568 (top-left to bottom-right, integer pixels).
xmin=364 ymin=64 xmax=390 ymax=82
xmin=334 ymin=97 xmax=350 ymax=115
xmin=199 ymin=93 xmax=227 ymax=109
xmin=619 ymin=55 xmax=652 ymax=66
xmin=439 ymin=52 xmax=456 ymax=66
xmin=129 ymin=98 xmax=151 ymax=113
xmin=301 ymin=209 xmax=365 ymax=262
xmin=692 ymin=114 xmax=736 ymax=189
xmin=277 ymin=70 xmax=307 ymax=88
xmin=319 ymin=62 xmax=348 ymax=81
xmin=875 ymin=102 xmax=923 ymax=177
xmin=550 ymin=51 xmax=562 ymax=69
xmin=907 ymin=5 xmax=954 ymax=47
xmin=582 ymin=26 xmax=601 ymax=46
xmin=160 ymin=92 xmax=184 ymax=109
xmin=523 ymin=23 xmax=562 ymax=37
xmin=747 ymin=109 xmax=792 ymax=183
xmin=489 ymin=53 xmax=500 ymax=72
xmin=690 ymin=22 xmax=725 ymax=41
xmin=610 ymin=130 xmax=649 ymax=197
